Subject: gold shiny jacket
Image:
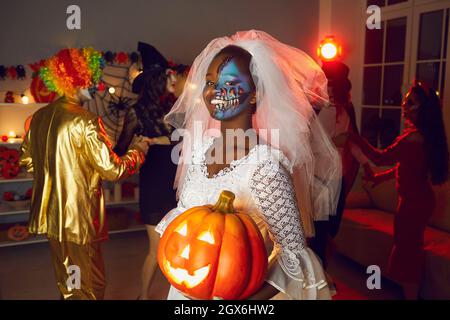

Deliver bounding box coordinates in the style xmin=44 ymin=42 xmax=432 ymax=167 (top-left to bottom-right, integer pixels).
xmin=19 ymin=97 xmax=145 ymax=244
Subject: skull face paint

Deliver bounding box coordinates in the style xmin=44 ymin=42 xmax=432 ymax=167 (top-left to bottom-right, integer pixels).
xmin=204 ymin=55 xmax=254 ymax=121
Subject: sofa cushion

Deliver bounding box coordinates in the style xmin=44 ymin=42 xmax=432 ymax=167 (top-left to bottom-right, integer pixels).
xmin=362 ymin=179 xmax=397 ymax=214
xmin=345 ymin=191 xmax=372 ymax=209
xmin=335 ymin=208 xmax=393 ymax=272
xmin=353 ymin=170 xmax=450 ymax=233
xmin=428 ymin=183 xmax=450 ymax=234
xmin=336 ymin=208 xmax=450 ymax=299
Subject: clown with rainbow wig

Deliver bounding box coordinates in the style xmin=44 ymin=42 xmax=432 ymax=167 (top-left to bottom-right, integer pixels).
xmin=19 ymin=48 xmax=152 ymax=299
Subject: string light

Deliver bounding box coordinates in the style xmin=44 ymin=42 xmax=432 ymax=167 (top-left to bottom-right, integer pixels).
xmin=21 ymin=94 xmax=29 ymax=104
xmin=108 ymin=87 xmax=116 ymax=94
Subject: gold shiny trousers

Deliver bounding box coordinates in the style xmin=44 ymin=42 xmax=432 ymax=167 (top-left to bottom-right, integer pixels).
xmin=48 ymin=239 xmax=106 ymax=300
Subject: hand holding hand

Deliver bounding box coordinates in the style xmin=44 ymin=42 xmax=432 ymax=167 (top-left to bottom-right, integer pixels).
xmin=362 ymin=163 xmax=383 ymax=188
xmin=132 ymin=135 xmax=151 ymax=154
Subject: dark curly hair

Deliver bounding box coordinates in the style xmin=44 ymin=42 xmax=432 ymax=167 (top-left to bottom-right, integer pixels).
xmin=412 ymin=84 xmax=449 ymax=185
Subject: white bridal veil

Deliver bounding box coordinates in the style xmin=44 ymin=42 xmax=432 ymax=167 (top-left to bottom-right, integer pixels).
xmin=165 ymin=30 xmax=342 ymax=236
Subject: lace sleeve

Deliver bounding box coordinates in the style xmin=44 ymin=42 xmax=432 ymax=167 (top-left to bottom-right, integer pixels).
xmin=249 ymin=157 xmax=330 ymax=299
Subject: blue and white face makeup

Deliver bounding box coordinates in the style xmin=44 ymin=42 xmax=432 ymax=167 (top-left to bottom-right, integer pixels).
xmin=203 ymin=54 xmax=255 ymax=121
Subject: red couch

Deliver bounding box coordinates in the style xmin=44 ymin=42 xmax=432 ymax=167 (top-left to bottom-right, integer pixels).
xmin=335 ymin=173 xmax=450 ymax=299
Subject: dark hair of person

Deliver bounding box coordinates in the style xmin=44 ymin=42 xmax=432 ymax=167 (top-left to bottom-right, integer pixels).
xmin=412 ymin=84 xmax=449 ymax=185
xmin=171 ymin=64 xmax=190 ymax=76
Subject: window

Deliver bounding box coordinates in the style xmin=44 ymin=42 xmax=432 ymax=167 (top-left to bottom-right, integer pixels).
xmin=415 ymin=8 xmax=449 ymax=99
xmin=362 ymin=14 xmax=408 ymax=148
xmin=367 ymin=0 xmax=409 ymax=8
xmin=361 ymin=0 xmax=450 ymax=148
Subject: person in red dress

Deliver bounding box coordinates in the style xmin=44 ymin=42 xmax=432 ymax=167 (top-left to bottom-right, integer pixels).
xmin=350 ymin=83 xmax=449 ymax=299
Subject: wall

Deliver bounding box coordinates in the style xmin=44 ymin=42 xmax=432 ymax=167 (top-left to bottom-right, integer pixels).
xmin=324 ymin=0 xmax=367 ymax=125
xmin=0 ymin=0 xmax=321 ymax=97
xmin=0 ymin=0 xmax=319 ymax=65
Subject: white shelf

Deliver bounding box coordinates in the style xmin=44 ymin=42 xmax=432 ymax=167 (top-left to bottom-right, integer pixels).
xmin=0 ymin=199 xmax=138 ymax=217
xmin=0 ymin=225 xmax=146 ymax=248
xmin=0 ymin=208 xmax=29 ymax=216
xmin=0 ymin=141 xmax=22 ymax=146
xmin=0 ymin=103 xmax=47 ymax=108
xmin=108 ymin=225 xmax=146 ymax=235
xmin=0 ymin=235 xmax=48 ymax=247
xmin=0 ymin=176 xmax=33 ymax=184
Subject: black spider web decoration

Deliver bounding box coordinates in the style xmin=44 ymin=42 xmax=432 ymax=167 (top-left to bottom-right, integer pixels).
xmin=83 ymin=62 xmax=138 ymax=145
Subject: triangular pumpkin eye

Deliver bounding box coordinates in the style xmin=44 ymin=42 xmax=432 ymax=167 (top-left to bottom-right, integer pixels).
xmin=197 ymin=231 xmax=215 ymax=245
xmin=175 ymin=222 xmax=188 ymax=236
xmin=180 ymin=245 xmax=190 ymax=259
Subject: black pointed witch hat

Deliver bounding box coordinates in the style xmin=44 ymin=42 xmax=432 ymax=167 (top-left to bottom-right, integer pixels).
xmin=132 ymin=41 xmax=168 ymax=94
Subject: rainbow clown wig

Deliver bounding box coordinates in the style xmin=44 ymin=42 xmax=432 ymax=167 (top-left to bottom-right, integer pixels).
xmin=39 ymin=47 xmax=104 ymax=98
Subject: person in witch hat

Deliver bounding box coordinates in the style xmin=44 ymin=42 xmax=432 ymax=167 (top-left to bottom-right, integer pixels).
xmin=113 ymin=42 xmax=188 ymax=299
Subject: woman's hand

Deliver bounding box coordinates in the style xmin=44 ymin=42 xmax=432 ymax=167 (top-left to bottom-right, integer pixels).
xmin=131 ymin=136 xmax=152 ymax=154
xmin=362 ymin=163 xmax=380 ymax=188
xmin=147 ymin=136 xmax=171 ymax=145
xmin=362 ymin=163 xmax=391 ymax=188
xmin=362 ymin=163 xmax=375 ymax=182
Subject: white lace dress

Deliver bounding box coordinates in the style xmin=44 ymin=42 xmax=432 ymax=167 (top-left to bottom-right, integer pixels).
xmin=156 ymin=137 xmax=331 ymax=300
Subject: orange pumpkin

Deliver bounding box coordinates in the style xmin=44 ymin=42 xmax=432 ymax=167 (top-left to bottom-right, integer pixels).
xmin=7 ymin=224 xmax=29 ymax=241
xmin=157 ymin=190 xmax=268 ymax=300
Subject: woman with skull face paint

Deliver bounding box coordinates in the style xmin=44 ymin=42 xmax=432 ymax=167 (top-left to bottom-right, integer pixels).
xmin=350 ymin=83 xmax=449 ymax=299
xmin=156 ymin=31 xmax=342 ymax=300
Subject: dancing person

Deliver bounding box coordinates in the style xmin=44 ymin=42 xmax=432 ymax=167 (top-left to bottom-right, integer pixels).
xmin=19 ymin=48 xmax=150 ymax=300
xmin=113 ymin=42 xmax=188 ymax=300
xmin=350 ymin=82 xmax=449 ymax=299
xmin=156 ymin=30 xmax=342 ymax=300
xmin=311 ymin=61 xmax=370 ymax=270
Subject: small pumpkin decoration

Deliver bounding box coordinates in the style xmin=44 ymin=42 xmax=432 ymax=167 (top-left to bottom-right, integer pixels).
xmin=0 ymin=148 xmax=20 ymax=179
xmin=7 ymin=224 xmax=29 ymax=241
xmin=158 ymin=190 xmax=268 ymax=300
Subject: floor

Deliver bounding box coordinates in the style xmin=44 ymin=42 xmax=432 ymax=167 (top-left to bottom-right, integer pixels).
xmin=0 ymin=230 xmax=403 ymax=300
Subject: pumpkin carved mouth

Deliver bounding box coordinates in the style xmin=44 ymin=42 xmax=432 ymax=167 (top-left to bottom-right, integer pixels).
xmin=164 ymin=261 xmax=211 ymax=289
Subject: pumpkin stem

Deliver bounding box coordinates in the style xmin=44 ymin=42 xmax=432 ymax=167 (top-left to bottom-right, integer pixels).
xmin=212 ymin=190 xmax=235 ymax=214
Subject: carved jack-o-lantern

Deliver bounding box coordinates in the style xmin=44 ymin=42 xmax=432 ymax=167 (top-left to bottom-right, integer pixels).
xmin=157 ymin=190 xmax=268 ymax=300
xmin=7 ymin=224 xmax=29 ymax=241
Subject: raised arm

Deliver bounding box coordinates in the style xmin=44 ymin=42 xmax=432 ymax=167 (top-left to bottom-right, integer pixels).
xmin=351 ymin=133 xmax=407 ymax=167
xmin=83 ymin=116 xmax=146 ymax=181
